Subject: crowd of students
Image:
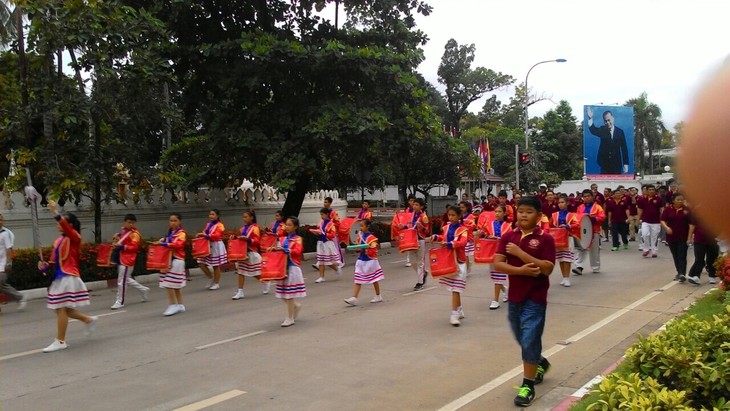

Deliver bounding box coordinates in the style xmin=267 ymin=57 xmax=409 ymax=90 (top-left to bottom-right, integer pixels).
xmin=3 ymin=183 xmax=721 ymax=408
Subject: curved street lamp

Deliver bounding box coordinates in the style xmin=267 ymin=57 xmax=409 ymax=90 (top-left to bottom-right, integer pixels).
xmin=524 ymin=58 xmax=567 ymax=150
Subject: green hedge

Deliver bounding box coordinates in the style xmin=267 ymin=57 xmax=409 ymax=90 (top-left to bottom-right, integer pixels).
xmin=585 ymin=290 xmax=730 ymax=411
xmin=7 ymin=222 xmax=395 ymax=291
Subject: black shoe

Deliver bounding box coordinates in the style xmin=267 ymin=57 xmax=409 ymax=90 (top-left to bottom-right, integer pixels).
xmin=678 ymin=275 xmax=686 ymax=283
xmin=535 ymin=358 xmax=551 ymax=384
xmin=413 ymin=283 xmax=424 ymax=291
xmin=514 ymin=384 xmax=535 ymax=407
xmin=423 ymin=274 xmax=428 ymax=285
xmin=571 ymin=267 xmax=583 ymax=275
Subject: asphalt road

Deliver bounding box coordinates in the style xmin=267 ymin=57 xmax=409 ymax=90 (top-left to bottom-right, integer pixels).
xmin=0 ymin=242 xmax=713 ymax=410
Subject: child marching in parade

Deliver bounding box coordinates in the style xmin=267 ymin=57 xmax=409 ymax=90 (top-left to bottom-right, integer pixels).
xmin=573 ymin=189 xmax=605 ymax=275
xmin=39 ymin=201 xmax=97 ymax=353
xmin=484 ymin=205 xmax=512 ymax=309
xmin=268 ymin=210 xmax=287 ymax=238
xmin=551 ymin=195 xmax=579 ymax=287
xmin=315 ymin=208 xmax=342 ymax=283
xmin=272 ymin=217 xmax=307 ymax=327
xmin=403 ymin=198 xmax=430 ymax=291
xmin=231 ymin=210 xmax=270 ymax=299
xmin=460 ymin=201 xmax=477 ymax=274
xmin=197 ymin=209 xmax=228 ymax=290
xmin=154 ymin=213 xmax=188 ymax=316
xmin=344 ymin=219 xmax=384 ymax=306
xmin=431 ymin=205 xmax=468 ymax=326
xmin=110 ymin=214 xmax=150 ymax=309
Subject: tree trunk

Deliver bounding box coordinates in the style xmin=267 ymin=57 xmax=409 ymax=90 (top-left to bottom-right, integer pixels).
xmin=282 ymin=176 xmax=311 ymax=219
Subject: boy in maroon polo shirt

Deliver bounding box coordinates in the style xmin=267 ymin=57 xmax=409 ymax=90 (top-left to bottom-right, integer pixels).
xmin=637 ymin=184 xmax=665 ymax=257
xmin=493 ymin=197 xmax=556 ymax=407
xmin=627 ymin=187 xmax=640 ymax=242
xmin=660 ymin=193 xmax=692 ymax=282
xmin=607 ymin=190 xmax=630 ymax=251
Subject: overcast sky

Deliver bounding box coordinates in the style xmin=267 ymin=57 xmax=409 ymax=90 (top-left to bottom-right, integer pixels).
xmin=412 ymin=0 xmax=730 ymax=129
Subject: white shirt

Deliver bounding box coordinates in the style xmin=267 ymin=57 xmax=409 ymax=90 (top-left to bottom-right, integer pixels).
xmin=0 ymin=227 xmax=15 ymax=269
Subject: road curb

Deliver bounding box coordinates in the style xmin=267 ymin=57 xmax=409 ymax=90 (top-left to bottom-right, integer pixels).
xmin=16 ymin=242 xmax=395 ymax=302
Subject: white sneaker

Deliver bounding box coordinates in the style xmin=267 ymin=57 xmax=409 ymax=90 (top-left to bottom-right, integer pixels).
xmin=17 ymin=295 xmax=27 ymax=311
xmin=709 ymin=277 xmax=718 ymax=284
xmin=84 ymin=316 xmax=98 ymax=336
xmin=208 ymin=283 xmax=220 ymax=290
xmin=232 ymin=290 xmax=245 ymax=300
xmin=687 ymin=276 xmax=701 ymax=285
xmin=177 ymin=304 xmax=186 ymax=313
xmin=450 ymin=313 xmax=461 ymax=326
xmin=262 ymin=282 xmax=271 ymax=295
xmin=294 ymin=303 xmax=302 ymax=319
xmin=405 ymin=262 xmax=412 ymax=267
xmin=336 ymin=266 xmax=343 ymax=276
xmin=344 ymin=297 xmax=358 ymax=306
xmin=281 ymin=318 xmax=295 ymax=327
xmin=110 ymin=302 xmax=124 ymax=310
xmin=370 ymin=295 xmax=383 ymax=303
xmin=562 ymin=278 xmax=571 ymax=287
xmin=43 ymin=339 xmax=68 ymax=353
xmin=141 ymin=287 xmax=150 ymax=302
xmin=489 ymin=300 xmax=500 ymax=310
xmin=501 ymin=287 xmax=509 ymax=302
xmin=206 ymin=279 xmax=214 ymax=289
xmin=458 ymin=306 xmax=465 ymax=319
xmin=315 ymin=277 xmax=325 ymax=283
xmin=163 ymin=305 xmax=180 ymax=316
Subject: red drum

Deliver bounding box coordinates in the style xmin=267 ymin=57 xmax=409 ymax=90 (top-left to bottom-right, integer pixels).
xmin=260 ymin=233 xmax=278 ymax=252
xmin=474 ymin=238 xmax=499 ymax=264
xmin=429 ymin=247 xmax=459 ymax=277
xmin=338 ymin=217 xmax=357 ymax=245
xmin=397 ymin=229 xmax=419 ymax=253
xmin=227 ymin=238 xmax=248 ymax=261
xmin=96 ymin=243 xmax=116 ymax=267
xmin=191 ymin=237 xmax=211 ymax=258
xmin=259 ymin=251 xmax=287 ymax=281
xmin=548 ymin=228 xmax=570 ymax=249
xmin=146 ymin=244 xmax=172 ymax=271
xmin=477 ymin=211 xmax=496 ymax=230
xmin=391 ymin=212 xmax=413 ymax=240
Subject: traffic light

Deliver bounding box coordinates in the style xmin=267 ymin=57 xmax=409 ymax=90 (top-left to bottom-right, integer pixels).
xmin=519 ymin=152 xmax=531 ymax=167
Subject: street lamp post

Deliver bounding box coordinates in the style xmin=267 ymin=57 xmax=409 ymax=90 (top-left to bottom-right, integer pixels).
xmin=516 ymin=58 xmax=566 ymax=192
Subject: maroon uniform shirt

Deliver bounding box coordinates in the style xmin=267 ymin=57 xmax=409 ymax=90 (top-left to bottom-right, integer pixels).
xmin=541 ymin=201 xmax=560 ymax=220
xmin=627 ymin=195 xmax=639 ymax=216
xmin=637 ymin=195 xmax=664 ymax=224
xmin=606 ymin=197 xmax=629 ymax=224
xmin=661 ymin=206 xmax=691 ymax=243
xmin=496 ymin=228 xmax=556 ymax=305
xmin=690 ymin=216 xmax=716 ymax=245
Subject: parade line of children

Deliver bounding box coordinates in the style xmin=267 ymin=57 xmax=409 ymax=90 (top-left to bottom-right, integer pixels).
xmin=13 ymin=185 xmax=720 ymax=407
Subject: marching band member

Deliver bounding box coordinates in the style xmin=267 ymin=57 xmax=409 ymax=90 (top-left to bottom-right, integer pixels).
xmin=155 ymin=213 xmax=188 ymax=316
xmin=272 ymin=217 xmax=307 ymax=327
xmin=550 ymin=195 xmax=579 ymax=287
xmin=315 ymin=208 xmax=342 ymax=283
xmin=431 ymin=205 xmax=468 ymax=326
xmin=484 ymin=205 xmax=512 ymax=309
xmin=344 ymin=219 xmax=384 ymax=306
xmin=196 ymin=209 xmax=228 ymax=290
xmin=231 ymin=210 xmax=270 ymax=299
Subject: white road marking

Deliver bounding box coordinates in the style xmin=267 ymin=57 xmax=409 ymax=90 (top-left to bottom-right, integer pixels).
xmin=391 ymin=259 xmax=407 ymax=264
xmin=70 ymin=310 xmax=127 ymax=322
xmin=437 ymin=280 xmax=678 ymax=410
xmin=0 ymin=349 xmax=44 ymax=361
xmin=195 ymin=330 xmax=267 ymax=350
xmin=173 ymin=389 xmax=246 ymax=411
xmin=402 ymin=286 xmax=437 ymax=296
xmin=572 ymin=375 xmax=604 ymax=398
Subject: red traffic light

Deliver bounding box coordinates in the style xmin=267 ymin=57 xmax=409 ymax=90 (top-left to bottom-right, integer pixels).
xmin=520 ymin=152 xmax=531 ymax=166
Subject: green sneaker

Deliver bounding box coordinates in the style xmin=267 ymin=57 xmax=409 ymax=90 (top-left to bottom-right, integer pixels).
xmin=535 ymin=358 xmax=551 ymax=384
xmin=610 ymin=246 xmax=618 ymax=251
xmin=514 ymin=384 xmax=535 ymax=407
xmin=624 ymin=244 xmax=629 ymax=250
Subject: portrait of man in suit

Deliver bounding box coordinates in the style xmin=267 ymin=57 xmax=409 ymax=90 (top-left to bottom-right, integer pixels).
xmin=586 ymin=107 xmax=630 ymax=174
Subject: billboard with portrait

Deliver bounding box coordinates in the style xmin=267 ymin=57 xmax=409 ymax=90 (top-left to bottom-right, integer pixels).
xmin=583 ymin=105 xmax=635 ymax=179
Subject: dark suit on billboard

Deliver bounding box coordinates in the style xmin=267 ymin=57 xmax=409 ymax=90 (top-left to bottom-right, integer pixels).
xmin=588 ymin=123 xmax=629 ymax=174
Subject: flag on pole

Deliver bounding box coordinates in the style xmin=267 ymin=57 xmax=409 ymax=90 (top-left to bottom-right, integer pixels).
xmin=475 ymin=138 xmax=491 ymax=175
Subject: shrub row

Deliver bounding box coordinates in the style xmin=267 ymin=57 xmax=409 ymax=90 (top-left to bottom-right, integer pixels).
xmin=586 ymin=291 xmax=730 ymax=410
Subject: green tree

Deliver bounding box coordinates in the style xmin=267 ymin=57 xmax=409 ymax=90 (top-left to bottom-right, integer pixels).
xmin=437 ymin=38 xmax=514 ymax=133
xmin=534 ymin=100 xmax=582 ymax=181
xmin=625 ymin=92 xmax=666 ymax=175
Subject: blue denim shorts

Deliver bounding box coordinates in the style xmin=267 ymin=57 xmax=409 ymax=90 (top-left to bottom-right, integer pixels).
xmin=508 ymin=300 xmax=547 ymax=364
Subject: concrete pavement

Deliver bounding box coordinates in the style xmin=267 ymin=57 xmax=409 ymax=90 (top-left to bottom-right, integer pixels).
xmin=0 ymin=243 xmax=713 ymax=410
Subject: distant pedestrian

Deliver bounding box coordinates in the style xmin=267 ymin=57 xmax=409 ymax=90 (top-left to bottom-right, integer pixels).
xmin=39 ymin=201 xmax=97 ymax=353
xmin=687 ymin=217 xmax=720 ymax=285
xmin=0 ymin=214 xmax=26 ymax=310
xmin=660 ymin=193 xmax=691 ymax=282
xmin=638 ymin=184 xmax=665 ymax=258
